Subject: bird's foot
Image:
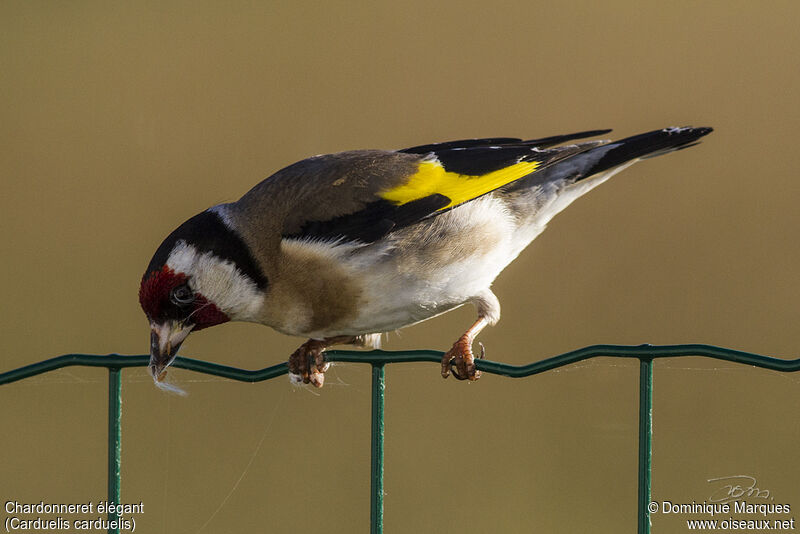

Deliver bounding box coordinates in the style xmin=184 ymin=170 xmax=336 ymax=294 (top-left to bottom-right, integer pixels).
xmin=288 ymin=339 xmax=330 ymax=388
xmin=441 ymin=335 xmax=484 ymax=381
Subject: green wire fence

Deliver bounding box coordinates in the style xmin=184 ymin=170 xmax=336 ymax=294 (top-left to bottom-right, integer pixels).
xmin=1 ymin=344 xmax=798 ymax=534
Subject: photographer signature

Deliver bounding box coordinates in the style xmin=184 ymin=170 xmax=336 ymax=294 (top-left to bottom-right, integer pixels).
xmin=707 ymin=475 xmax=771 ymax=503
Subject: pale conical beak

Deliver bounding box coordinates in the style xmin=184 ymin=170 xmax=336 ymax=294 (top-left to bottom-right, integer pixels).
xmin=149 ymin=322 xmax=194 ymax=382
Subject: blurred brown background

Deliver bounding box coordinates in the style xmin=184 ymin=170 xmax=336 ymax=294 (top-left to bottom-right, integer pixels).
xmin=2 ymin=1 xmax=798 ymax=532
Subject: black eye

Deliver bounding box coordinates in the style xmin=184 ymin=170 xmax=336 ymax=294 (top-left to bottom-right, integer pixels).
xmin=170 ymin=284 xmax=195 ymax=306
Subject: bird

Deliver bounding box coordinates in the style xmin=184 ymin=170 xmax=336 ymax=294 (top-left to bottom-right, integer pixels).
xmin=139 ymin=126 xmax=712 ymax=388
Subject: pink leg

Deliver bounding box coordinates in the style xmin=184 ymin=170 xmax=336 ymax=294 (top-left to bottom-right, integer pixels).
xmin=441 ymin=316 xmax=489 ymax=381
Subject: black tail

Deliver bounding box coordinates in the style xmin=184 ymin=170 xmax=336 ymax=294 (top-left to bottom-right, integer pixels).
xmin=577 ymin=126 xmax=713 ymax=180
xmin=506 ymin=126 xmax=712 ymax=191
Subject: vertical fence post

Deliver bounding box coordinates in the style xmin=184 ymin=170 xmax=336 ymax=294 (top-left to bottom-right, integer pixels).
xmin=637 ymin=358 xmax=653 ymax=534
xmin=108 ymin=367 xmax=122 ymax=534
xmin=370 ymin=363 xmax=385 ymax=534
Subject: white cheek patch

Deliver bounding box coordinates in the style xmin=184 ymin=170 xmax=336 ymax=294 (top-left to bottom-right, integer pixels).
xmin=166 ymin=241 xmax=264 ymax=321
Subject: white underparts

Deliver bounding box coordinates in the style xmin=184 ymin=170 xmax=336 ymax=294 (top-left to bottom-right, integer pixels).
xmin=357 ymin=333 xmax=383 ymax=349
xmin=471 ymin=289 xmax=501 ymax=325
xmin=166 ymin=241 xmax=264 ymax=321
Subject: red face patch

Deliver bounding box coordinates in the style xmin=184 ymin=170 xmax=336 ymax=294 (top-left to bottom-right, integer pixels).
xmin=139 ymin=266 xmax=187 ymax=320
xmin=190 ymin=296 xmax=230 ymax=330
xmin=139 ymin=266 xmax=230 ymax=329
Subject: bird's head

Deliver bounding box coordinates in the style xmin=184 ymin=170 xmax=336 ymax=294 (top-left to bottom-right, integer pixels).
xmin=139 ymin=208 xmax=267 ymax=384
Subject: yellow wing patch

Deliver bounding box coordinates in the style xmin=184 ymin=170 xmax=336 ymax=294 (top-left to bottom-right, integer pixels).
xmin=380 ymin=159 xmax=539 ymax=210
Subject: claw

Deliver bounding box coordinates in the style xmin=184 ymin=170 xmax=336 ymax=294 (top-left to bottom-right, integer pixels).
xmin=288 ymin=340 xmax=326 ymax=387
xmin=309 ymin=369 xmax=325 ymax=388
xmin=287 ymin=337 xmax=350 ymax=388
xmin=441 ymin=335 xmax=482 ymax=382
xmin=314 ymin=350 xmax=330 ymax=373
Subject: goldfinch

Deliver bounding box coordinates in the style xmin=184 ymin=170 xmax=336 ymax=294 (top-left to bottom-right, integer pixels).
xmin=139 ymin=126 xmax=712 ymax=387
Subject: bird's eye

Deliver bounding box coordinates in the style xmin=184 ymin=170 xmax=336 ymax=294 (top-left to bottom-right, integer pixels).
xmin=170 ymin=284 xmax=195 ymax=306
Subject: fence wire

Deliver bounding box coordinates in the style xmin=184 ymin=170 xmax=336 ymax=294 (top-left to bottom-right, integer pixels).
xmin=1 ymin=344 xmax=798 ymax=534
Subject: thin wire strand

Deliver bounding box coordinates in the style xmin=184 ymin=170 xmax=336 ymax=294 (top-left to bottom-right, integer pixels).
xmin=161 ymin=395 xmax=172 ymax=534
xmin=192 ymin=388 xmax=286 ymax=533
